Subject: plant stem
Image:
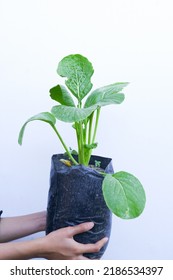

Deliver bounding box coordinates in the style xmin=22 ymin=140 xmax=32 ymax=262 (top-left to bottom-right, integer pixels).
xmin=75 ymin=122 xmax=81 ymax=163
xmin=51 ymin=125 xmax=78 ymax=165
xmin=76 ymin=99 xmax=85 ymax=164
xmin=79 ymin=121 xmax=84 ymax=164
xmin=88 ymin=112 xmax=94 ymax=144
xmin=83 ymin=119 xmax=87 ymax=145
xmin=84 ymin=108 xmax=101 ymax=166
xmin=92 ymin=107 xmax=101 ymax=143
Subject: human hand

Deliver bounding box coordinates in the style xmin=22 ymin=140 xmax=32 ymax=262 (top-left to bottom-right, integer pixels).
xmin=40 ymin=222 xmax=108 ymax=260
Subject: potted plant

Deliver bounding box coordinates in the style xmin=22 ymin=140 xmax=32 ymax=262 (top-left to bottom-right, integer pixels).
xmin=18 ymin=54 xmax=146 ymax=259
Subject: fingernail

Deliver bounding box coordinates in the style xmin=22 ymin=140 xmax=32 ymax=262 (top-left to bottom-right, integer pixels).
xmin=87 ymin=222 xmax=94 ymax=228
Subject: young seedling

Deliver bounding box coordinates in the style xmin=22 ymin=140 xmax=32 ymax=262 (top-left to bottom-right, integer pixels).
xmin=18 ymin=54 xmax=146 ymax=220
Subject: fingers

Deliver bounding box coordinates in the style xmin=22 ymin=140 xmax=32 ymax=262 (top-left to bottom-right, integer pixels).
xmin=67 ymin=222 xmax=94 ymax=237
xmin=94 ymin=237 xmax=109 ymax=251
xmin=79 ymin=237 xmax=109 ymax=254
xmin=65 ymin=223 xmax=109 ymax=257
xmin=75 ymin=255 xmax=90 ymax=260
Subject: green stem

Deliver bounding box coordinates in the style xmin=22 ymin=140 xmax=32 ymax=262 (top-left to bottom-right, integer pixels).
xmin=75 ymin=122 xmax=81 ymax=163
xmin=88 ymin=112 xmax=94 ymax=144
xmin=83 ymin=119 xmax=88 ymax=145
xmin=92 ymin=108 xmax=101 ymax=143
xmin=76 ymin=99 xmax=85 ymax=164
xmin=51 ymin=125 xmax=78 ymax=165
xmin=84 ymin=108 xmax=101 ymax=166
xmin=79 ymin=121 xmax=84 ymax=164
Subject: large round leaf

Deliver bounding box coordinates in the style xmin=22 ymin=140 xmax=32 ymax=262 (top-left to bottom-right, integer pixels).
xmin=57 ymin=54 xmax=94 ymax=101
xmin=102 ymin=171 xmax=146 ymax=219
xmin=51 ymin=105 xmax=96 ymax=123
xmin=18 ymin=112 xmax=56 ymax=145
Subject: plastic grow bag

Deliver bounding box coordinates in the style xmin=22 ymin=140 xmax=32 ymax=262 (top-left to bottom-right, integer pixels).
xmin=46 ymin=154 xmax=114 ymax=259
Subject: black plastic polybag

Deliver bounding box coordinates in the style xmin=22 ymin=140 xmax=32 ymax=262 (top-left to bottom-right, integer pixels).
xmin=46 ymin=154 xmax=114 ymax=259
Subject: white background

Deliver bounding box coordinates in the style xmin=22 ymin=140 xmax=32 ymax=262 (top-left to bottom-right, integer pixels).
xmin=0 ymin=0 xmax=173 ymax=259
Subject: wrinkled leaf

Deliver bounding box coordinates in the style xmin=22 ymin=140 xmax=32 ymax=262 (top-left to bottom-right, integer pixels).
xmin=18 ymin=112 xmax=56 ymax=145
xmin=57 ymin=54 xmax=94 ymax=101
xmin=50 ymin=85 xmax=75 ymax=107
xmin=102 ymin=171 xmax=146 ymax=219
xmin=84 ymin=82 xmax=128 ymax=108
xmin=51 ymin=105 xmax=96 ymax=123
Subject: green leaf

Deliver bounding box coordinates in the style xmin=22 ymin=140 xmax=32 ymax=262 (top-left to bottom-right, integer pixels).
xmin=57 ymin=54 xmax=94 ymax=101
xmin=102 ymin=171 xmax=146 ymax=219
xmin=18 ymin=112 xmax=56 ymax=145
xmin=51 ymin=105 xmax=96 ymax=123
xmin=50 ymin=85 xmax=75 ymax=107
xmin=84 ymin=143 xmax=98 ymax=150
xmin=64 ymin=148 xmax=78 ymax=157
xmin=84 ymin=82 xmax=128 ymax=108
